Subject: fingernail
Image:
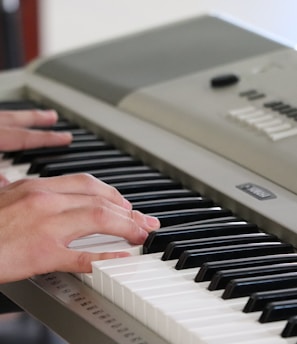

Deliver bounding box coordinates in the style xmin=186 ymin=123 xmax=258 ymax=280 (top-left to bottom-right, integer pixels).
xmin=145 ymin=215 xmax=160 ymax=229
xmin=47 ymin=110 xmax=58 ymax=119
xmin=38 ymin=109 xmax=57 ymax=120
xmin=56 ymin=132 xmax=73 ymax=141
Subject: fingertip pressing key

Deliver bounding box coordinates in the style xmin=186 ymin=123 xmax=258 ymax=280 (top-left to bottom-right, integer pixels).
xmin=54 ymin=131 xmax=73 ymax=143
xmin=144 ymin=215 xmax=160 ymax=230
xmin=35 ymin=109 xmax=58 ymax=125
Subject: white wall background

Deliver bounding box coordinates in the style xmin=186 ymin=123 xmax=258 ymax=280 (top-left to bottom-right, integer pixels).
xmin=39 ymin=0 xmax=297 ymax=56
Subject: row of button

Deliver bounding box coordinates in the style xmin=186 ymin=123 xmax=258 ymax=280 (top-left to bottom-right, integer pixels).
xmin=264 ymin=101 xmax=297 ymax=119
xmin=227 ymin=106 xmax=297 ymax=141
xmin=239 ymin=89 xmax=266 ymax=101
xmin=239 ymin=89 xmax=297 ymax=121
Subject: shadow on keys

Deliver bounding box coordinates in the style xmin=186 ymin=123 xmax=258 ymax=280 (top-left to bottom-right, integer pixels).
xmin=0 ymin=313 xmax=67 ymax=344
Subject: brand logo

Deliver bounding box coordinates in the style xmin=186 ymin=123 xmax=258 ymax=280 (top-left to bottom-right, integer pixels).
xmin=236 ymin=183 xmax=276 ymax=200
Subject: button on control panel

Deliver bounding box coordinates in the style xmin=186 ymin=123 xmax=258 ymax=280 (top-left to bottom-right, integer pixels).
xmin=210 ymin=74 xmax=239 ymax=88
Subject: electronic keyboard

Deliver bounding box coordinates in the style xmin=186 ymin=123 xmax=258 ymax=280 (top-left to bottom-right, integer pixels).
xmin=1 ymin=14 xmax=297 ymax=344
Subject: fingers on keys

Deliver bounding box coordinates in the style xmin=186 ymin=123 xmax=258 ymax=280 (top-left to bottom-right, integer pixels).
xmin=0 ymin=109 xmax=58 ymax=127
xmin=3 ymin=174 xmax=160 ymax=275
xmin=0 ymin=126 xmax=72 ymax=151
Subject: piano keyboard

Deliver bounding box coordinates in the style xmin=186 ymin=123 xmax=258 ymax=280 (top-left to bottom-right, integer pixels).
xmin=1 ymin=100 xmax=297 ymax=344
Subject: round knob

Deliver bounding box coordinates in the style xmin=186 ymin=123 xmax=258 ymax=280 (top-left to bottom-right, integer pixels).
xmin=210 ymin=74 xmax=239 ymax=88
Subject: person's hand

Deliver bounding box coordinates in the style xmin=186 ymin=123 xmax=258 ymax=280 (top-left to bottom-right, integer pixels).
xmin=0 ymin=174 xmax=160 ymax=283
xmin=0 ymin=109 xmax=72 ymax=151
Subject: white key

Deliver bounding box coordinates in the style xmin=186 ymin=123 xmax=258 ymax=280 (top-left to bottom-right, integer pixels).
xmin=0 ymin=162 xmax=35 ymax=182
xmin=123 ymin=275 xmax=190 ymax=318
xmin=236 ymin=110 xmax=265 ymax=122
xmin=255 ymin=118 xmax=284 ymax=129
xmin=69 ymin=234 xmax=122 ymax=248
xmin=92 ymin=254 xmax=163 ymax=294
xmin=74 ymin=272 xmax=94 ymax=290
xmin=269 ymin=127 xmax=297 ymax=141
xmin=92 ymin=253 xmax=162 ymax=272
xmin=111 ymin=267 xmax=179 ymax=307
xmin=133 ymin=283 xmax=202 ymax=326
xmin=228 ymin=106 xmax=256 ymax=117
xmin=74 ymin=239 xmax=141 ymax=255
xmin=263 ymin=123 xmax=292 ymax=134
xmin=167 ymin=303 xmax=242 ymax=343
xmin=245 ymin=114 xmax=274 ymax=125
xmin=154 ymin=284 xmax=222 ymax=339
xmin=0 ymin=157 xmax=13 ymax=169
xmin=188 ymin=320 xmax=287 ymax=344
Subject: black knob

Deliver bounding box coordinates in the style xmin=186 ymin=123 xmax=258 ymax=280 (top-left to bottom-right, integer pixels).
xmin=210 ymin=74 xmax=239 ymax=88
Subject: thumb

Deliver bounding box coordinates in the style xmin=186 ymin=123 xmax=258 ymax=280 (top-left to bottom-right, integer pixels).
xmin=59 ymin=250 xmax=131 ymax=273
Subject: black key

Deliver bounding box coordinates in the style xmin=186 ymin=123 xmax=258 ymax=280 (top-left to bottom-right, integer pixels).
xmin=209 ymin=262 xmax=297 ymax=291
xmin=2 ymin=128 xmax=97 ymax=159
xmin=100 ymin=172 xmax=164 ymax=184
xmin=149 ymin=207 xmax=232 ymax=227
xmin=66 ymin=128 xmax=96 ymax=136
xmin=71 ymin=134 xmax=98 ymax=142
xmin=88 ymin=166 xmax=155 ymax=178
xmin=263 ymin=101 xmax=282 ymax=108
xmin=133 ymin=197 xmax=214 ymax=214
xmin=39 ymin=157 xmax=142 ymax=177
xmin=2 ymin=151 xmax=17 ymax=159
xmin=269 ymin=103 xmax=288 ymax=111
xmin=32 ymin=120 xmax=79 ymax=131
xmin=54 ymin=128 xmax=96 ymax=137
xmin=176 ymin=243 xmax=294 ymax=270
xmin=143 ymin=222 xmax=259 ymax=254
xmin=259 ymin=299 xmax=297 ymax=323
xmin=275 ymin=105 xmax=292 ymax=113
xmin=239 ymin=90 xmax=258 ymax=97
xmin=0 ymin=100 xmax=43 ymax=110
xmin=222 ymin=271 xmax=297 ymax=299
xmin=165 ymin=216 xmax=241 ymax=229
xmin=0 ymin=293 xmax=22 ymax=313
xmin=280 ymin=107 xmax=297 ymax=115
xmin=13 ymin=141 xmax=114 ymax=164
xmin=286 ymin=111 xmax=297 ymax=119
xmin=113 ymin=179 xmax=181 ymax=195
xmin=125 ymin=189 xmax=198 ymax=202
xmin=162 ymin=233 xmax=276 ymax=261
xmin=28 ymin=150 xmax=126 ymax=174
xmin=196 ymin=253 xmax=297 ymax=282
xmin=282 ymin=315 xmax=297 ymax=337
xmin=244 ymin=288 xmax=297 ymax=313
